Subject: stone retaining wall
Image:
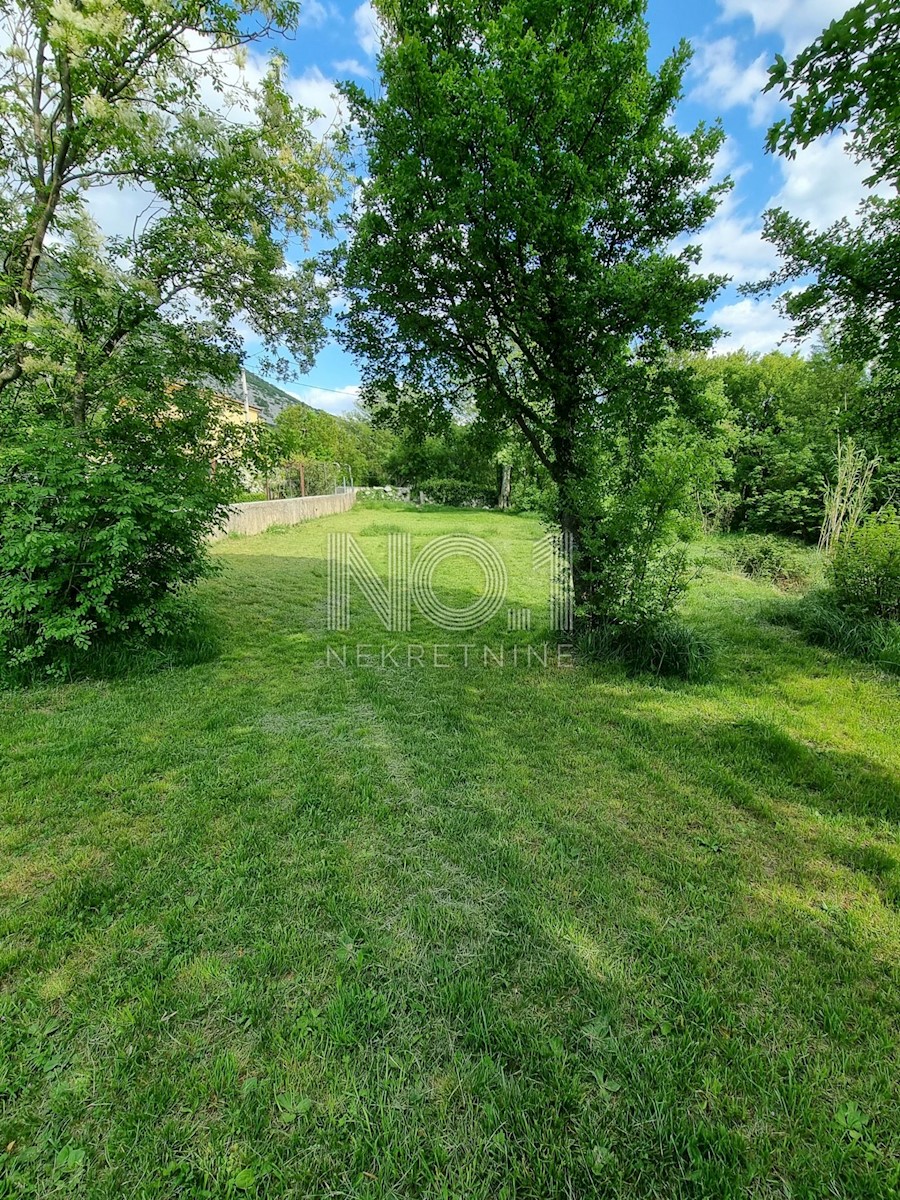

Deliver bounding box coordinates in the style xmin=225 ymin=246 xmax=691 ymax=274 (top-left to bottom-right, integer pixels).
xmin=213 ymin=489 xmax=356 ymax=539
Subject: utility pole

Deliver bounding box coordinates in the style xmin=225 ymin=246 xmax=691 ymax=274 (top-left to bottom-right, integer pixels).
xmin=240 ymin=368 xmax=250 ymax=419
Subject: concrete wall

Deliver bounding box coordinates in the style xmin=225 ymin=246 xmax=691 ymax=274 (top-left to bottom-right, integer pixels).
xmin=213 ymin=489 xmax=356 ymax=539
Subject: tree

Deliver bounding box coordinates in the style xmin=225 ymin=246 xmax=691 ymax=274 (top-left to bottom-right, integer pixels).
xmin=275 ymin=404 xmax=399 ymax=488
xmin=0 ymin=0 xmax=340 ymax=401
xmin=337 ymin=0 xmax=728 ymax=632
xmin=751 ymin=1 xmax=900 ymax=398
xmin=690 ymin=347 xmax=872 ymax=540
xmin=0 ymin=0 xmax=342 ymax=668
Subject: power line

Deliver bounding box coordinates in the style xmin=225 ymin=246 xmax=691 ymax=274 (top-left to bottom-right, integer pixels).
xmin=281 ymin=380 xmax=361 ymax=397
xmin=241 ymin=352 xmax=360 ymax=397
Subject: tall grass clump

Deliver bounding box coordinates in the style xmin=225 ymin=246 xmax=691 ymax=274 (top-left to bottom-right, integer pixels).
xmin=819 ymin=439 xmax=879 ymax=555
xmin=578 ymin=617 xmax=714 ymax=680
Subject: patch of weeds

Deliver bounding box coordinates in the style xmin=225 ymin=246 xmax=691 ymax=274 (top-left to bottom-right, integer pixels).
xmin=773 ymin=591 xmax=900 ymax=675
xmin=578 ymin=618 xmax=715 ymax=680
xmin=728 ymin=534 xmax=814 ymax=591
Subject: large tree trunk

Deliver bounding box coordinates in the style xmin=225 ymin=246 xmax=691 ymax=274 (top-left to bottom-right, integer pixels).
xmin=551 ymin=404 xmax=596 ymax=626
xmin=497 ymin=462 xmax=511 ymax=509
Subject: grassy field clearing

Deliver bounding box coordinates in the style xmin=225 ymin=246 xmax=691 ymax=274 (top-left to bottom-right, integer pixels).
xmin=0 ymin=501 xmax=898 ymax=1198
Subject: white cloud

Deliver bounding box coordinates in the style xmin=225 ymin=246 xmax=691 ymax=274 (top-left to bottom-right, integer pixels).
xmin=84 ymin=182 xmax=167 ymax=244
xmin=354 ymin=1 xmax=382 ymax=58
xmin=717 ymin=0 xmax=848 ymax=54
xmin=686 ymin=133 xmax=881 ymax=288
xmin=288 ymin=67 xmax=345 ymax=139
xmin=770 ymin=134 xmax=884 ymax=228
xmin=710 ymin=296 xmax=801 ymax=355
xmin=298 ymin=0 xmax=327 ymax=27
xmin=333 ymin=57 xmax=371 ymax=76
xmin=693 ymin=193 xmax=779 ymax=284
xmin=709 ymin=135 xmax=751 ymax=187
xmin=689 ymin=37 xmax=779 ymax=126
xmin=289 ymin=384 xmax=361 ymax=415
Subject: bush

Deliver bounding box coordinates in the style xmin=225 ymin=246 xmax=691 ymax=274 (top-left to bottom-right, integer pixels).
xmin=730 ymin=534 xmax=811 ymax=590
xmin=0 ymin=390 xmax=268 ymax=673
xmin=578 ymin=617 xmax=714 ymax=680
xmin=420 ymin=478 xmax=490 ymax=507
xmin=778 ymin=593 xmax=900 ymax=675
xmin=829 ymin=509 xmax=900 ymax=620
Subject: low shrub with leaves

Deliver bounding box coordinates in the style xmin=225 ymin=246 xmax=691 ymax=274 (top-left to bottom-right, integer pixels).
xmin=730 ymin=534 xmax=812 ymax=590
xmin=829 ymin=509 xmax=900 ymax=621
xmin=0 ymin=386 xmax=272 ymax=674
xmin=420 ymin=477 xmax=490 ymax=507
xmin=570 ymin=412 xmax=725 ymax=679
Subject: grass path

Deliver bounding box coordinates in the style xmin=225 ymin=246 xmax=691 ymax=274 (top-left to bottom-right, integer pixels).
xmin=1 ymin=503 xmax=898 ymax=1198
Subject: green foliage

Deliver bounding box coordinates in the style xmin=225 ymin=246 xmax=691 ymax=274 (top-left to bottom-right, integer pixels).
xmin=384 ymin=423 xmax=499 ymax=501
xmin=275 ymin=405 xmax=397 ymax=487
xmin=337 ymin=0 xmax=728 ymax=633
xmin=778 ymin=593 xmax=900 ymax=675
xmin=0 ymin=0 xmax=340 ymax=666
xmin=0 ymin=0 xmax=341 ymax=394
xmin=0 ymin=384 xmax=271 ymax=672
xmin=690 ymin=348 xmax=876 ymax=541
xmin=769 ymin=509 xmax=900 ymax=673
xmin=729 ymin=535 xmax=812 ymax=591
xmin=766 ymin=1 xmax=898 ymax=188
xmin=419 ymin=477 xmax=489 ymax=507
xmin=754 ymin=2 xmax=900 ymax=409
xmin=571 ymin=406 xmax=728 ymax=635
xmin=829 ymin=509 xmax=900 ymax=621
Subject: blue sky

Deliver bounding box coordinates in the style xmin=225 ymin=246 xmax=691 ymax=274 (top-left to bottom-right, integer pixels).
xmin=104 ymin=0 xmax=864 ymax=415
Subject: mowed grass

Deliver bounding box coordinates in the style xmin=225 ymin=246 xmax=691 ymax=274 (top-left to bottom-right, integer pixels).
xmin=1 ymin=501 xmax=899 ymax=1199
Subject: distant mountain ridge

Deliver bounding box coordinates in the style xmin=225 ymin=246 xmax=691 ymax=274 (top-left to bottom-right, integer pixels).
xmin=217 ymin=369 xmax=318 ymax=422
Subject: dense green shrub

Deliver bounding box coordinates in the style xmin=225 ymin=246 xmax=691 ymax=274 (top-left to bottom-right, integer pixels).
xmin=0 ymin=390 xmax=269 ymax=672
xmin=829 ymin=510 xmax=900 ymax=620
xmin=690 ymin=348 xmax=898 ymax=541
xmin=730 ymin=534 xmax=811 ymax=590
xmin=420 ymin=478 xmax=490 ymax=507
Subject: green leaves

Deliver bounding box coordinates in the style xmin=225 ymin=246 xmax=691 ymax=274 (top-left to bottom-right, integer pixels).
xmin=1 ymin=0 xmax=346 ymax=669
xmin=1 ymin=0 xmax=343 ymax=396
xmin=275 ymin=1092 xmax=313 ymax=1124
xmin=766 ymin=1 xmax=899 ymax=185
xmin=230 ymin=1167 xmax=257 ymax=1191
xmin=338 ymin=0 xmax=728 ymax=628
xmin=834 ymin=1099 xmax=869 ymax=1142
xmin=0 ymin=378 xmax=264 ymax=672
xmin=756 ymin=1 xmax=900 ymax=404
xmin=53 ymin=1145 xmax=85 ymax=1176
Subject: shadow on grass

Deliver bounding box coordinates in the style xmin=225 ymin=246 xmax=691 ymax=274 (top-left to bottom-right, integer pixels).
xmin=0 ymin=598 xmax=223 ymax=692
xmin=2 ymin=540 xmax=899 ymax=1196
xmin=2 ymin=674 xmax=899 ymax=1197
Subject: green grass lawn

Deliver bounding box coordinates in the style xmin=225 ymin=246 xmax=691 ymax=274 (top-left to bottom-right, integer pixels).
xmin=1 ymin=502 xmax=898 ymax=1198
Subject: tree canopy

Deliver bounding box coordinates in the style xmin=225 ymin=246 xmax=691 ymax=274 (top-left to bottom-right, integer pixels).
xmin=338 ymin=0 xmax=728 ymax=629
xmin=0 ymin=0 xmax=342 ymax=668
xmin=752 ymin=0 xmax=900 ymax=392
xmin=0 ymin=0 xmax=342 ymax=408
